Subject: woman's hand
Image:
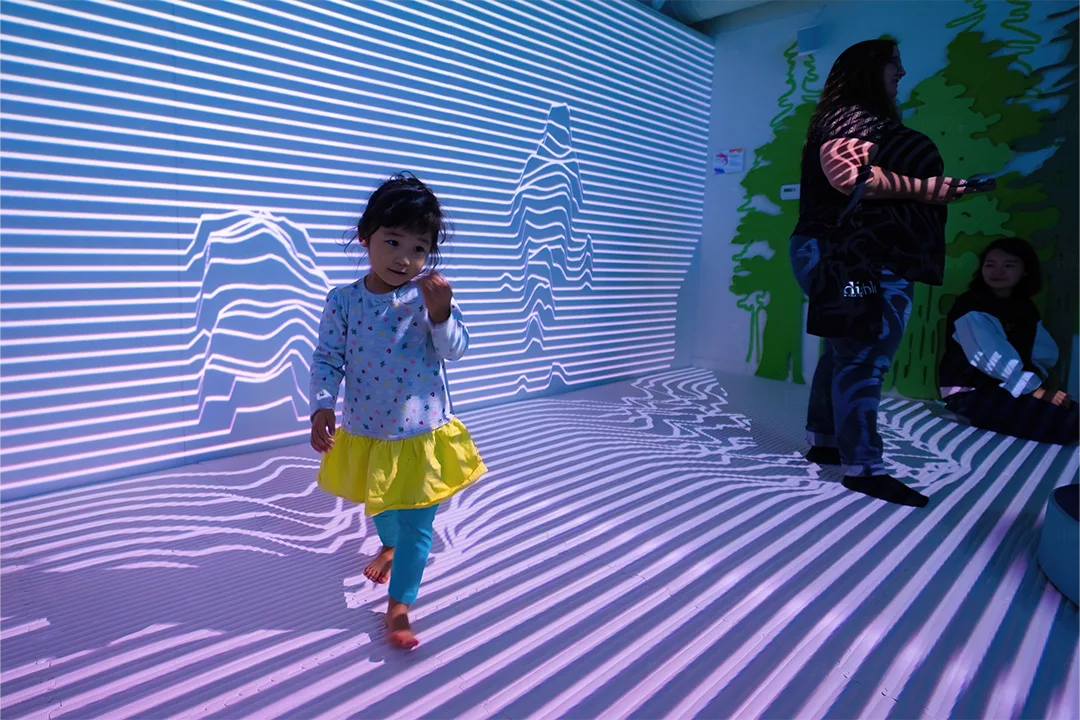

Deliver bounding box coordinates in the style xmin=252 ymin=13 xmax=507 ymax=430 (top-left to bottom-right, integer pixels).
xmin=311 ymin=408 xmax=336 ymax=453
xmin=418 ymin=272 xmax=453 ymax=325
xmin=893 ymin=175 xmax=970 ymax=204
xmin=929 ymin=177 xmax=968 ymax=204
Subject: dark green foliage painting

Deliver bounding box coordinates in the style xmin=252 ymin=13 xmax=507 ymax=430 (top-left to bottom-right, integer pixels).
xmin=1016 ymin=5 xmax=1079 ymax=375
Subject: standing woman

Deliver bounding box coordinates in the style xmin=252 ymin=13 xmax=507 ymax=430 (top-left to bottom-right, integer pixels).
xmin=789 ymin=39 xmax=980 ymax=508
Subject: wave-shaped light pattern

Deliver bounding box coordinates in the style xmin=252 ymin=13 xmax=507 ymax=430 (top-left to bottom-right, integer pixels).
xmin=0 ymin=0 xmax=713 ymax=497
xmin=0 ymin=369 xmax=1075 ymax=719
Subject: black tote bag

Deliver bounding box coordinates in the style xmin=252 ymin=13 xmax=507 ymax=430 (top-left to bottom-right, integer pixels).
xmin=806 ymin=163 xmax=884 ymax=339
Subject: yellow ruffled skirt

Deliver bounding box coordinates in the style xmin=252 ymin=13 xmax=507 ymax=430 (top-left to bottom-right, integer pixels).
xmin=317 ymin=418 xmax=486 ymax=516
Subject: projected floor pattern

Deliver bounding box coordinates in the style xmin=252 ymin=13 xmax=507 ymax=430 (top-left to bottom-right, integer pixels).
xmin=1 ymin=368 xmax=1077 ymax=719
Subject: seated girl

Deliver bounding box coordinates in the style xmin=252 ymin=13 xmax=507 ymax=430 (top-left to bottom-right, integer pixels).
xmin=939 ymin=237 xmax=1077 ymax=445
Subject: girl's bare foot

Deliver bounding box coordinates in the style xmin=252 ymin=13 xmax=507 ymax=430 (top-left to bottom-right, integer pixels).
xmin=363 ymin=546 xmax=394 ymax=584
xmin=386 ymin=599 xmax=419 ymax=650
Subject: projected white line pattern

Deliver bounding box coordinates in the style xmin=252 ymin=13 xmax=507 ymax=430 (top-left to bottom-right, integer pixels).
xmin=0 ymin=0 xmax=712 ymax=496
xmin=1 ymin=370 xmax=1076 ymax=719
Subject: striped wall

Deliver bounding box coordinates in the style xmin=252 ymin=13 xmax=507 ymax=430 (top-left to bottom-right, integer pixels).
xmin=0 ymin=0 xmax=713 ymax=498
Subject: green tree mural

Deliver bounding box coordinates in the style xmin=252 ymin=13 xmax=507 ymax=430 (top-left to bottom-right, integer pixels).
xmin=887 ymin=21 xmax=1054 ymax=398
xmin=947 ymin=0 xmax=988 ymax=32
xmin=946 ymin=22 xmax=1056 ymax=276
xmin=1000 ymin=0 xmax=1045 ymax=77
xmin=730 ymin=43 xmax=821 ymax=383
xmin=1012 ymin=6 xmax=1079 ymax=380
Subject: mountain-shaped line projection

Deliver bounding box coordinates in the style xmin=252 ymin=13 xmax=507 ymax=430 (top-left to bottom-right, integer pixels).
xmin=184 ymin=210 xmax=331 ymax=440
xmin=497 ymin=103 xmax=599 ymax=391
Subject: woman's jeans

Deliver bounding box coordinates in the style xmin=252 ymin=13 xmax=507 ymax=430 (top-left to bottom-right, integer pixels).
xmin=790 ymin=235 xmax=914 ymax=477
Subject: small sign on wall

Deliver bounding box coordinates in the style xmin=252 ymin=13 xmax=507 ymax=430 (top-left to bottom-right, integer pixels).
xmin=781 ymin=184 xmax=801 ymax=200
xmin=714 ymin=148 xmax=744 ymax=174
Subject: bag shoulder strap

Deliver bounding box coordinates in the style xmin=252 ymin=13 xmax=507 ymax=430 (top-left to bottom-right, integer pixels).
xmin=834 ymin=146 xmax=878 ymax=228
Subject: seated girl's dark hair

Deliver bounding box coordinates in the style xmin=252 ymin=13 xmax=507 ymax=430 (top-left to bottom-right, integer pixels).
xmin=970 ymin=237 xmax=1043 ymax=298
xmin=344 ymin=172 xmax=452 ymax=269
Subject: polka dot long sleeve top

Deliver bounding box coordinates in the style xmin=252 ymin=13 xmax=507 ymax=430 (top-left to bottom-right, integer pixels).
xmin=309 ymin=279 xmax=469 ymax=440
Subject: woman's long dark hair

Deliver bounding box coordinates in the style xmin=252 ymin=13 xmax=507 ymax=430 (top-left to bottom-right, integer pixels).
xmin=970 ymin=237 xmax=1043 ymax=299
xmin=809 ymin=39 xmax=902 ymax=131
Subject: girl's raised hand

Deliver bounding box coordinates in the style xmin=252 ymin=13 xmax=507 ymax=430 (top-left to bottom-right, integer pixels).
xmin=417 ymin=272 xmax=453 ymax=324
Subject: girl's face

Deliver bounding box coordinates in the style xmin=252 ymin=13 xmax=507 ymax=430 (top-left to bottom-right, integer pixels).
xmin=883 ymin=47 xmax=905 ymax=99
xmin=361 ymin=225 xmax=432 ymax=293
xmin=981 ymin=248 xmax=1025 ymax=296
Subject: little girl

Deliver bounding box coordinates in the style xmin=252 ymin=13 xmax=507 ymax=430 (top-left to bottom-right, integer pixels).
xmin=309 ymin=173 xmax=487 ymax=649
xmin=939 ymin=237 xmax=1077 ymax=445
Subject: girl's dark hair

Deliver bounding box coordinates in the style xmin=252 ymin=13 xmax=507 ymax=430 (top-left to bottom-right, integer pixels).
xmin=970 ymin=237 xmax=1043 ymax=298
xmin=810 ymin=39 xmax=902 ymax=130
xmin=345 ymin=172 xmax=451 ymax=269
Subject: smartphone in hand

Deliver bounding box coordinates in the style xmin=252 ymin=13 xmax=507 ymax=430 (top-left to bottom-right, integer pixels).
xmin=964 ymin=177 xmax=997 ymax=194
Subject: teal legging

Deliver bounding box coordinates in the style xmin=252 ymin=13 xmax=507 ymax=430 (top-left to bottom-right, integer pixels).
xmin=371 ymin=504 xmax=439 ymax=605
